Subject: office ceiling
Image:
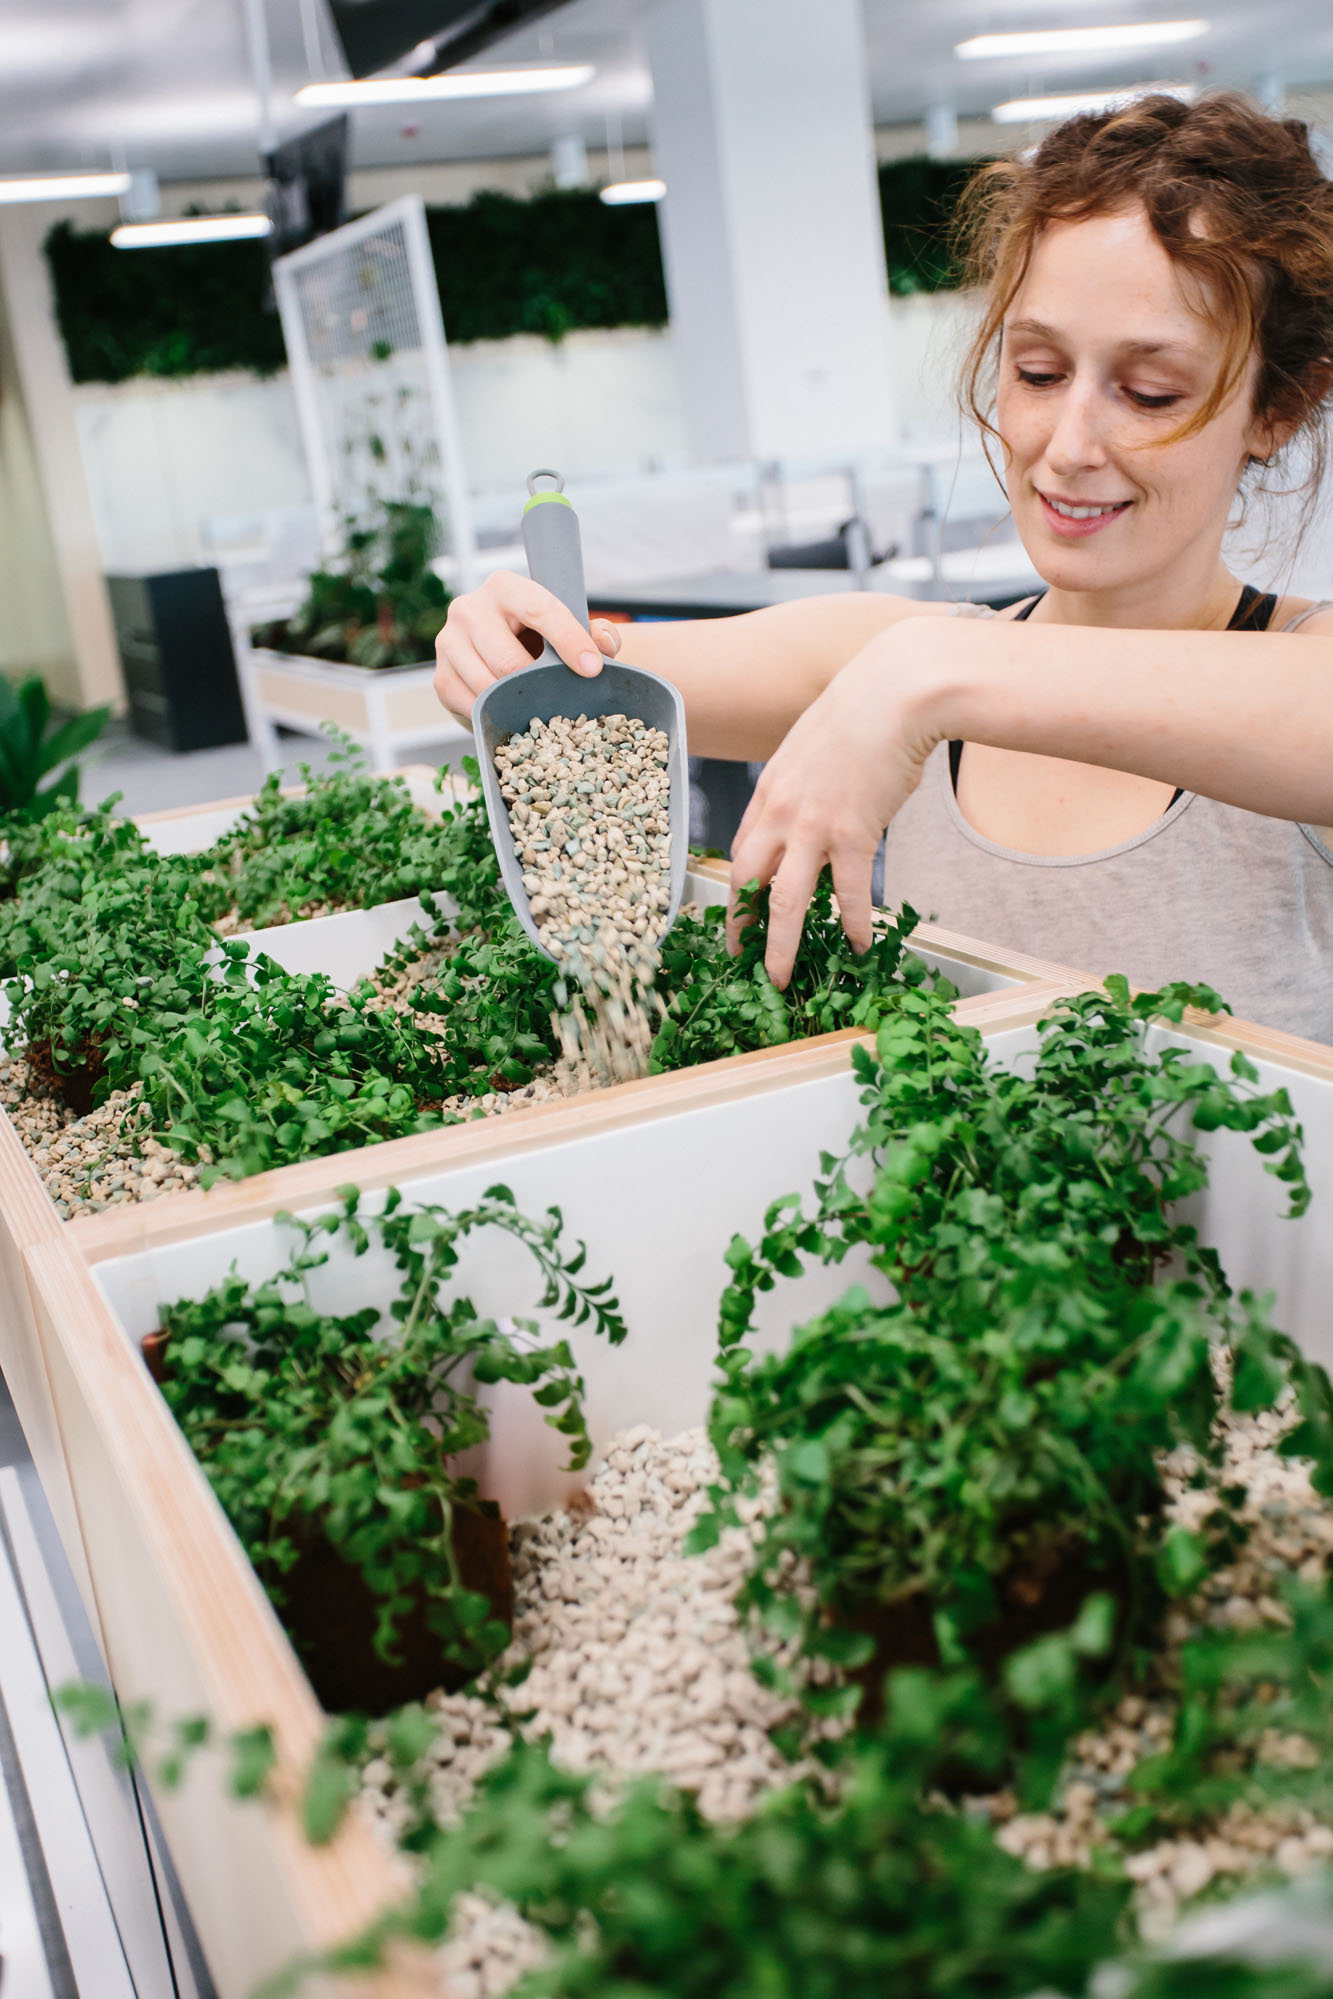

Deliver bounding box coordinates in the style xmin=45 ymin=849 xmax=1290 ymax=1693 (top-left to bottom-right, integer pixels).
xmin=2 ymin=0 xmax=1332 ymax=183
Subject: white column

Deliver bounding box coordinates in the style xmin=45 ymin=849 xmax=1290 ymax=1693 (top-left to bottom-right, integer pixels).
xmin=642 ymin=0 xmax=895 ymax=466
xmin=0 ymin=206 xmax=125 ymax=713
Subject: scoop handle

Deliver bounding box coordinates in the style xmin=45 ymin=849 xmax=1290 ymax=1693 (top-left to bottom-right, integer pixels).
xmin=521 ymin=472 xmax=591 ymax=639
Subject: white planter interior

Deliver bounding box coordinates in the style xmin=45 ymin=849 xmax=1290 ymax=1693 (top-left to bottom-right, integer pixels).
xmin=91 ymin=1015 xmax=1333 ymax=1521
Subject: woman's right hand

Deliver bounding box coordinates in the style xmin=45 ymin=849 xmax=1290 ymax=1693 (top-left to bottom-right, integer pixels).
xmin=434 ymin=569 xmax=623 ymax=721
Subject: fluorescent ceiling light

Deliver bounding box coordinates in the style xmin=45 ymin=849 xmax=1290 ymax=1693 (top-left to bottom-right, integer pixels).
xmin=0 ymin=171 xmax=130 ymax=205
xmin=599 ymin=179 xmax=666 ymax=205
xmin=111 ymin=214 xmax=272 ymax=249
xmin=295 ymin=64 xmax=593 ymax=107
xmin=992 ymin=82 xmax=1197 ymax=123
xmin=959 ymin=21 xmax=1207 ymax=59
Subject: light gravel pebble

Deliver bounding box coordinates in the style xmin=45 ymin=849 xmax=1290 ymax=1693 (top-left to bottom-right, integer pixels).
xmin=496 ymin=713 xmax=672 ymax=1090
xmin=0 ymin=1055 xmax=200 ymax=1218
xmin=989 ymin=1397 xmax=1333 ymax=1936
xmin=362 ymin=1425 xmax=842 ymax=1993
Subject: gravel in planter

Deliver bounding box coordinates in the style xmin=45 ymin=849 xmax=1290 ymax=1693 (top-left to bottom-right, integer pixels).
xmin=987 ymin=1401 xmax=1333 ymax=1936
xmin=359 ymin=1406 xmax=1333 ymax=1992
xmin=362 ymin=1425 xmax=839 ymax=1995
xmin=362 ymin=1425 xmax=839 ymax=1841
xmin=0 ymin=1054 xmax=201 ymax=1217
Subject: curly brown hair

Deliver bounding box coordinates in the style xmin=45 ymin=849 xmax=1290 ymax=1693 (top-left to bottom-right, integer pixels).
xmin=957 ymin=92 xmax=1333 ymax=491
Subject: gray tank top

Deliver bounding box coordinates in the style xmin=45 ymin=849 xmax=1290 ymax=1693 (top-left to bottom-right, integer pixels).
xmin=874 ymin=598 xmax=1333 ymax=1042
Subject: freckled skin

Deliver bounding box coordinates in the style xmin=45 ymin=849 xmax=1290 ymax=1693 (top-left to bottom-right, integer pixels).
xmin=996 ymin=205 xmax=1279 ymax=635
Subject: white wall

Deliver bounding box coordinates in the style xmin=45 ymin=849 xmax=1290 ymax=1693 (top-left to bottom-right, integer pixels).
xmin=73 ymin=296 xmax=978 ymax=580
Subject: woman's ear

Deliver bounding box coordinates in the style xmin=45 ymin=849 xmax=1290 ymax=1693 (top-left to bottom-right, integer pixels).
xmin=1248 ymin=358 xmax=1333 ymax=464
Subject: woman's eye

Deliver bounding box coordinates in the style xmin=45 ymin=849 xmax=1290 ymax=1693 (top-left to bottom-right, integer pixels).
xmin=1016 ymin=368 xmax=1060 ymax=387
xmin=1125 ymin=388 xmax=1181 ymax=410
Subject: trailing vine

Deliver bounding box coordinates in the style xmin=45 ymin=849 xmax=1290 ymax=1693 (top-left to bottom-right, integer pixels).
xmin=155 ymin=1184 xmax=624 ymax=1694
xmin=691 ymin=979 xmax=1331 ymax=1697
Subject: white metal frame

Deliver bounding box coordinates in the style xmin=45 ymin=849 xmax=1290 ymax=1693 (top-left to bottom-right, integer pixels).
xmin=271 ymin=194 xmax=476 ymax=591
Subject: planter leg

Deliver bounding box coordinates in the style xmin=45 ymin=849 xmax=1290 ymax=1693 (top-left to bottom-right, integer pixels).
xmin=365 ymin=688 xmax=394 ymax=774
xmin=235 ymin=646 xmax=283 ymax=775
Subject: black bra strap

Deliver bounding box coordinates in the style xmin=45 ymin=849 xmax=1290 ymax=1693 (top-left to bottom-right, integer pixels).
xmin=950 ymin=595 xmax=1042 ymax=792
xmin=1228 ymin=583 xmax=1278 ymax=631
xmin=948 ymin=586 xmax=1274 ymax=801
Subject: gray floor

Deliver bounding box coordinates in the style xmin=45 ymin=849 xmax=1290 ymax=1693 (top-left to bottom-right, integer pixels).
xmin=82 ymin=721 xmax=466 ymax=818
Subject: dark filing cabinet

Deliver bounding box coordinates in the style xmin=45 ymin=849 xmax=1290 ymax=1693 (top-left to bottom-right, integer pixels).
xmin=106 ymin=566 xmax=248 ymax=752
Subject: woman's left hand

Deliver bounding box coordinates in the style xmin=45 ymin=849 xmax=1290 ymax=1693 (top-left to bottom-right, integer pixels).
xmin=727 ymin=619 xmax=943 ymax=987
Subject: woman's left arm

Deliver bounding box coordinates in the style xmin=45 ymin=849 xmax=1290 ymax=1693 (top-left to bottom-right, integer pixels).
xmin=729 ymin=611 xmax=1333 ymax=986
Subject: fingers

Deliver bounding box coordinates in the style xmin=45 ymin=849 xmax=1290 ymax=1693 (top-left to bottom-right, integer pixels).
xmin=761 ymin=843 xmax=825 ymax=990
xmin=500 ymin=574 xmax=604 ymax=677
xmin=433 ymin=629 xmax=494 ymax=719
xmin=830 ymin=848 xmax=876 ymax=957
xmin=434 ymin=571 xmax=610 ymax=722
xmin=591 ymin=619 xmax=622 ymax=657
xmin=726 ymin=819 xmax=783 ymax=955
xmin=468 ymin=598 xmax=549 ymax=680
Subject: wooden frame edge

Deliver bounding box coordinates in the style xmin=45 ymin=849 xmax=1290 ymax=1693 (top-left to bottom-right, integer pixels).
xmin=21 ymin=1234 xmax=435 ymax=1999
xmin=69 ymin=981 xmax=1073 ymax=1263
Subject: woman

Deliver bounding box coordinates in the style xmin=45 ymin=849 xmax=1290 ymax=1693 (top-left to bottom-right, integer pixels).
xmin=436 ymin=93 xmax=1333 ymax=1040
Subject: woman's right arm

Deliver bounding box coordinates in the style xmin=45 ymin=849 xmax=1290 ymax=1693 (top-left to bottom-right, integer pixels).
xmin=434 ymin=570 xmax=943 ymax=761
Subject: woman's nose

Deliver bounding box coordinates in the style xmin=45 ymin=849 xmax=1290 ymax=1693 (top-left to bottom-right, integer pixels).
xmin=1044 ymin=379 xmax=1110 ymax=474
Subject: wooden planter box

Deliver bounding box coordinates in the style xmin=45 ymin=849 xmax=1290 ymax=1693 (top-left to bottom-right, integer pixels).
xmin=238 ymin=645 xmax=473 ymax=775
xmin=14 ymin=982 xmax=1070 ymax=1998
xmin=14 ymin=996 xmax=1333 ymax=1992
xmin=0 ymin=780 xmax=1097 ymax=1994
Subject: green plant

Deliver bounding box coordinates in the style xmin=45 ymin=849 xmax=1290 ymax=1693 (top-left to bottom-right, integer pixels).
xmin=254 ymin=499 xmax=451 ymax=670
xmin=274 ymin=1662 xmax=1127 ymax=1999
xmin=44 ymin=218 xmax=287 ymax=382
xmin=1114 ymin=1575 xmax=1333 ymax=1845
xmin=691 ymin=979 xmax=1325 ymax=1695
xmin=650 ymin=878 xmax=935 ymax=1070
xmin=404 ymin=872 xmax=939 ymax=1097
xmin=46 ymin=166 xmax=985 ymax=386
xmin=132 ymin=954 xmax=454 ymax=1181
xmin=0 ymin=674 xmax=109 ymax=824
xmin=202 ymin=740 xmax=479 ymax=927
xmin=878 ymin=156 xmax=983 ymax=295
xmin=0 ymin=824 xmax=224 ymax=1097
xmin=0 ymin=755 xmax=509 ymax=1168
xmin=155 ymin=1185 xmax=625 ymax=1692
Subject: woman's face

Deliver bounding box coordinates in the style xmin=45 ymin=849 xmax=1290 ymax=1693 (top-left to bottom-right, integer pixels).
xmin=995 ymin=203 xmax=1273 ymax=610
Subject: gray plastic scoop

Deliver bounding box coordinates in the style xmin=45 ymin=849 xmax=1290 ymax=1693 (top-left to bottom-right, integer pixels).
xmin=473 ymin=469 xmax=690 ymax=961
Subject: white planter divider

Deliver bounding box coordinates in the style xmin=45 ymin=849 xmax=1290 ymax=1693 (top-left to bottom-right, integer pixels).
xmin=237 ymin=646 xmax=474 ymax=775
xmin=21 ymin=996 xmax=1333 ymax=1996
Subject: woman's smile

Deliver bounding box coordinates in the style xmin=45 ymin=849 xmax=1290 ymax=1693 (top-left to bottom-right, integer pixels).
xmin=1037 ymin=489 xmax=1134 ymax=537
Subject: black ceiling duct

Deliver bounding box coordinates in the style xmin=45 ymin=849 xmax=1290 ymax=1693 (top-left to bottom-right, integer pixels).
xmin=328 ymin=0 xmax=571 ymax=80
xmin=264 ymin=115 xmax=349 ymax=260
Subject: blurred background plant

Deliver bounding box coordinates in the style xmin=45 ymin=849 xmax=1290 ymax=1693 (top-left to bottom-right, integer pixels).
xmin=253 ymin=498 xmax=451 ymax=669
xmin=0 ymin=673 xmax=110 ymax=824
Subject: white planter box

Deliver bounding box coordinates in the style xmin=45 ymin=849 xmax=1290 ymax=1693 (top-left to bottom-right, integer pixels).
xmin=15 ymin=998 xmax=1333 ymax=1995
xmin=237 ymin=645 xmax=473 ymax=775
